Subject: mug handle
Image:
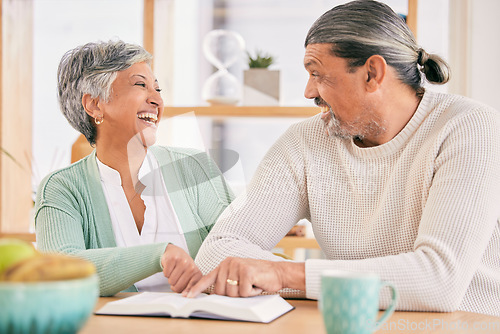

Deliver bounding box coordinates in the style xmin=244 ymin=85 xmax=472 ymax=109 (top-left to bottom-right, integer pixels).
xmin=373 ymin=281 xmax=398 ymax=331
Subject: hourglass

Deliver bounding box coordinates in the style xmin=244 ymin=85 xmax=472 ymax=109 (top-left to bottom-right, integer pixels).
xmin=202 ymin=29 xmax=245 ymax=105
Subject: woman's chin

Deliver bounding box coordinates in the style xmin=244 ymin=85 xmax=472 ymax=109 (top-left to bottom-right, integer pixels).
xmin=129 ymin=130 xmax=157 ymax=149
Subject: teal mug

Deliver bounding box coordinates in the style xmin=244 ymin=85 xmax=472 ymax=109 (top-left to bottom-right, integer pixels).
xmin=320 ymin=270 xmax=397 ymax=334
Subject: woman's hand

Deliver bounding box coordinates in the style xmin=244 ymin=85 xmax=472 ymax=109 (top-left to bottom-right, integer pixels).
xmin=161 ymin=244 xmax=202 ymax=293
xmin=183 ymin=257 xmax=305 ymax=298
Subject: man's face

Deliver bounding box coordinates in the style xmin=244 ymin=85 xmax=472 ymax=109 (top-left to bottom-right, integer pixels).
xmin=303 ymin=43 xmax=386 ymax=143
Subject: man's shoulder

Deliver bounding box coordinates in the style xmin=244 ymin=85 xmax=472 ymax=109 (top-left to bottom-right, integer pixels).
xmin=424 ymin=91 xmax=500 ymax=142
xmin=267 ymin=114 xmax=337 ymax=155
xmin=430 ymin=91 xmax=499 ymax=123
xmin=284 ymin=114 xmax=326 ymax=140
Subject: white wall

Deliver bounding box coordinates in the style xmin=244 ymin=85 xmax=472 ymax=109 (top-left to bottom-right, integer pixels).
xmin=417 ymin=0 xmax=449 ymax=93
xmin=469 ymin=0 xmax=500 ymax=111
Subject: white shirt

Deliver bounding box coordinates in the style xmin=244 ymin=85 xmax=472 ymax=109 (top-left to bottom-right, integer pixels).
xmin=96 ymin=150 xmax=189 ymax=292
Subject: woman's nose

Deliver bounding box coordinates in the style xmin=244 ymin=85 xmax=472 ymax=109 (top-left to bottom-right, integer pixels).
xmin=148 ymin=89 xmax=164 ymax=108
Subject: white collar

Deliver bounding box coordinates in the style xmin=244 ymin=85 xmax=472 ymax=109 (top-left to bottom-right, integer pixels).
xmin=96 ymin=150 xmax=158 ymax=187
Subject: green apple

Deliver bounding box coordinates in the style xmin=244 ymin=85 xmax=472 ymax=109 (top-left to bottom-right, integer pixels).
xmin=0 ymin=238 xmax=38 ymax=274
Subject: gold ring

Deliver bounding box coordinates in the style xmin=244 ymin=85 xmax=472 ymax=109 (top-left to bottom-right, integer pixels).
xmin=226 ymin=278 xmax=239 ymax=286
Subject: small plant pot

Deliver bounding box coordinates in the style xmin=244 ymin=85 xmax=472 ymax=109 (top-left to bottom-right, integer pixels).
xmin=243 ymin=69 xmax=280 ymax=106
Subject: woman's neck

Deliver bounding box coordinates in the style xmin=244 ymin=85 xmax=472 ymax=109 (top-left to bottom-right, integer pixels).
xmin=95 ymin=139 xmax=147 ymax=187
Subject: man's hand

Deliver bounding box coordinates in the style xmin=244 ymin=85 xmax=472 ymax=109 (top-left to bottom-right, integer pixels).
xmin=161 ymin=244 xmax=202 ymax=293
xmin=183 ymin=257 xmax=305 ymax=298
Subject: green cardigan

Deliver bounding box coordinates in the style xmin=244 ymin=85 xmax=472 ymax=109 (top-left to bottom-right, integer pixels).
xmin=34 ymin=146 xmax=233 ymax=296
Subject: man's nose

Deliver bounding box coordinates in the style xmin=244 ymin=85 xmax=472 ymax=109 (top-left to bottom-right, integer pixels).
xmin=304 ymin=77 xmax=318 ymax=99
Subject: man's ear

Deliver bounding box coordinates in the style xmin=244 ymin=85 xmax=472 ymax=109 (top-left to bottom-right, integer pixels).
xmin=364 ymin=55 xmax=387 ymax=92
xmin=82 ymin=94 xmax=101 ymax=118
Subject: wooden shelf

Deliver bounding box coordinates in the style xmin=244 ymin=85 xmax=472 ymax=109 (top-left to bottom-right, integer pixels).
xmin=164 ymin=106 xmax=318 ymax=118
xmin=275 ymin=236 xmax=320 ymax=259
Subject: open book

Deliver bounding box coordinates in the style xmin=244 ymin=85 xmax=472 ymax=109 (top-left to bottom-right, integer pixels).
xmin=95 ymin=292 xmax=294 ymax=323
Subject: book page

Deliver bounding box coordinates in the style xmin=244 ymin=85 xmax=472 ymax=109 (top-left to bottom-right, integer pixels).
xmin=112 ymin=292 xmax=207 ymax=310
xmin=96 ymin=292 xmax=293 ymax=323
xmin=200 ymin=294 xmax=278 ymax=308
xmin=181 ymin=294 xmax=294 ymax=323
xmin=96 ymin=292 xmax=207 ymax=317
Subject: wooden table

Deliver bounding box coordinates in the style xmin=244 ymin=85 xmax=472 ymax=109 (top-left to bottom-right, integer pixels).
xmin=80 ymin=294 xmax=500 ymax=334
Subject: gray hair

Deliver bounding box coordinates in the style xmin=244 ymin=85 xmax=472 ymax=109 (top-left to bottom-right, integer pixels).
xmin=57 ymin=40 xmax=152 ymax=146
xmin=305 ymin=0 xmax=450 ymax=94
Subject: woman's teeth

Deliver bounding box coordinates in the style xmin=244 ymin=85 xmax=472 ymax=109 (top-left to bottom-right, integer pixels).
xmin=137 ymin=113 xmax=158 ymax=124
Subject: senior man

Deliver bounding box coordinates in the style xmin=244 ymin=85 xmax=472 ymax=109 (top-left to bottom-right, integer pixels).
xmin=187 ymin=0 xmax=500 ymax=316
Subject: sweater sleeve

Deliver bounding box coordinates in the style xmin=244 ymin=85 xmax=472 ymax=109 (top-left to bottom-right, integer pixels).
xmin=35 ymin=204 xmax=167 ymax=296
xmin=195 ymin=126 xmax=309 ymax=272
xmin=34 ymin=168 xmax=168 ymax=297
xmin=306 ymin=110 xmax=500 ymax=312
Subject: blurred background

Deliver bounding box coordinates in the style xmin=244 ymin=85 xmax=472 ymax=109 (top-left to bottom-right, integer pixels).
xmin=1 ymin=0 xmax=499 ymax=240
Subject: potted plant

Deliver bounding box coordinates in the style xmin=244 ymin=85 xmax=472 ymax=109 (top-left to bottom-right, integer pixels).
xmin=243 ymin=50 xmax=280 ymax=106
xmin=247 ymin=50 xmax=274 ymax=68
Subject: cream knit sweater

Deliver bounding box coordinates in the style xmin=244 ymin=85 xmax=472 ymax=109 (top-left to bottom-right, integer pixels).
xmin=195 ymin=90 xmax=500 ymax=316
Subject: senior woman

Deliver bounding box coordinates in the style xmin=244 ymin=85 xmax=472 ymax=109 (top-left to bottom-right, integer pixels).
xmin=34 ymin=40 xmax=233 ymax=296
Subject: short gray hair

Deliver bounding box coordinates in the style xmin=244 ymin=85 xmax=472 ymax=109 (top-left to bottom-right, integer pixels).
xmin=57 ymin=40 xmax=152 ymax=145
xmin=305 ymin=0 xmax=450 ymax=95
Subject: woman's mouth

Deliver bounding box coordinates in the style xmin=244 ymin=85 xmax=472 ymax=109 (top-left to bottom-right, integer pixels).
xmin=137 ymin=112 xmax=158 ymax=125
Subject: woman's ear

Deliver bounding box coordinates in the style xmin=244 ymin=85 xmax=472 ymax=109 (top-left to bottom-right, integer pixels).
xmin=82 ymin=94 xmax=101 ymax=118
xmin=364 ymin=55 xmax=387 ymax=92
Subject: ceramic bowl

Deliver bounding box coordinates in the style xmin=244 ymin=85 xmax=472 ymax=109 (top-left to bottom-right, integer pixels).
xmin=0 ymin=275 xmax=98 ymax=334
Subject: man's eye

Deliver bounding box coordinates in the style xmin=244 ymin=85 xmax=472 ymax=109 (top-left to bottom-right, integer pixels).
xmin=135 ymin=83 xmax=146 ymax=87
xmin=156 ymin=88 xmax=162 ymax=93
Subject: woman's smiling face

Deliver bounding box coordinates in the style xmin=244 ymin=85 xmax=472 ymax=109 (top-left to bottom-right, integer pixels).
xmin=96 ymin=61 xmax=163 ymax=148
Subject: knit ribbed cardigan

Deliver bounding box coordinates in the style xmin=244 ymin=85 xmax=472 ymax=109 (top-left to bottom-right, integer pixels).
xmin=35 ymin=146 xmax=233 ymax=296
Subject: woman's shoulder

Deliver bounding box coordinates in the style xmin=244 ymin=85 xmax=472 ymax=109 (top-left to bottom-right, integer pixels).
xmin=150 ymin=145 xmax=213 ymax=167
xmin=36 ymin=154 xmax=95 ymax=200
xmin=150 ymin=145 xmax=204 ymax=157
xmin=149 ymin=146 xmax=222 ymax=181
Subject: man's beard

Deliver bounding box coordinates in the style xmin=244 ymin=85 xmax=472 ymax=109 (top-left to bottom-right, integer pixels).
xmin=316 ymin=98 xmax=386 ymax=142
xmin=324 ymin=110 xmax=386 ymax=142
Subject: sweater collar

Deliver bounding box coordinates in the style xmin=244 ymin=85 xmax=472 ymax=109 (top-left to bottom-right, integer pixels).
xmin=95 ymin=149 xmax=157 ymax=187
xmin=83 ymin=150 xmax=117 ymax=247
xmin=348 ymin=89 xmax=435 ymax=159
